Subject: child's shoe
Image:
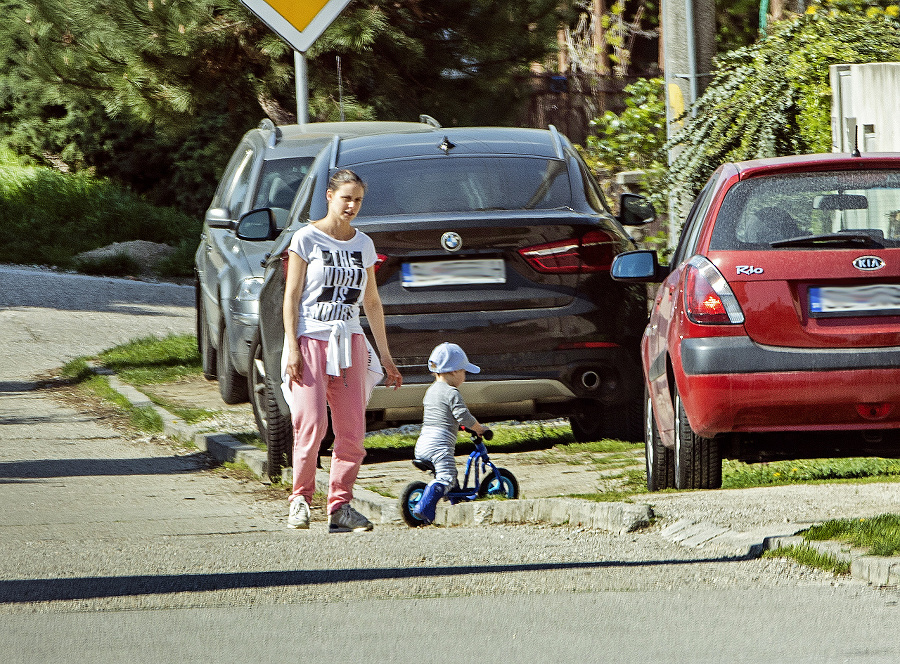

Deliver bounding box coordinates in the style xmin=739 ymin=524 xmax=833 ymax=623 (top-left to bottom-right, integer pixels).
xmin=411 ymin=481 xmax=447 ymax=524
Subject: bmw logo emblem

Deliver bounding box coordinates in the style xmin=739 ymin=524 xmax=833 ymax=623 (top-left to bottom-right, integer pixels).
xmin=853 ymin=256 xmax=885 ymax=271
xmin=441 ymin=232 xmax=462 ymax=252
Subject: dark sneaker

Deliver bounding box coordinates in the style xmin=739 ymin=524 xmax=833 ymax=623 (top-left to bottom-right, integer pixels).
xmin=287 ymin=496 xmax=310 ymax=529
xmin=328 ymin=504 xmax=373 ymax=533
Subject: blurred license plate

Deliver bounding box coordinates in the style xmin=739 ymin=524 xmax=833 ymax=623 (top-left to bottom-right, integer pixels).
xmin=809 ymin=284 xmax=900 ymax=316
xmin=402 ymin=259 xmax=505 ymax=288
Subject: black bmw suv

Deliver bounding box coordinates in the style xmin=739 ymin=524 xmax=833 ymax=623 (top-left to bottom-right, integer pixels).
xmin=237 ymin=126 xmax=655 ymax=475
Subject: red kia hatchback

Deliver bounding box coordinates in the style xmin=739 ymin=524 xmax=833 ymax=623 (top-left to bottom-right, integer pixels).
xmin=612 ymin=153 xmax=900 ymax=491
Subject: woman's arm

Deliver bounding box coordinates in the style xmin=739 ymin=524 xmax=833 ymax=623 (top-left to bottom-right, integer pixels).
xmin=362 ymin=266 xmax=403 ymax=389
xmin=282 ymin=251 xmax=308 ymax=385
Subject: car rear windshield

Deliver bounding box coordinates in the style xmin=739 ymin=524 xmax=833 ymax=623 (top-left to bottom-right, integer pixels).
xmin=350 ymin=157 xmax=572 ymax=216
xmin=710 ymin=170 xmax=900 ymax=250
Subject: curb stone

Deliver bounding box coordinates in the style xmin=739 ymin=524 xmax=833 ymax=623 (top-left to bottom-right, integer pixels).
xmin=96 ymin=369 xmax=900 ymax=585
xmin=660 ymin=519 xmax=900 ymax=586
xmin=98 ymin=371 xmax=652 ymax=535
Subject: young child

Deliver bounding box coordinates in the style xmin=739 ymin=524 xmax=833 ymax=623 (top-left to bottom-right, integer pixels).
xmin=412 ymin=342 xmax=487 ymax=524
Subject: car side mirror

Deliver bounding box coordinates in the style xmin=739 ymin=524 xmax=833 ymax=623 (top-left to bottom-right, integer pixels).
xmin=205 ymin=207 xmax=232 ymax=229
xmin=236 ymin=208 xmax=278 ymax=241
xmin=618 ymin=193 xmax=656 ymax=226
xmin=611 ymin=250 xmax=667 ymax=282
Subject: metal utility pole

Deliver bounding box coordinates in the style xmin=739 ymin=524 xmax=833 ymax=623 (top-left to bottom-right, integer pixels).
xmin=662 ymin=0 xmax=716 ymax=240
xmin=241 ymin=0 xmax=352 ymax=126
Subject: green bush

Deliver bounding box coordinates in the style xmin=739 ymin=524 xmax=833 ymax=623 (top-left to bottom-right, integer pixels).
xmin=0 ymin=151 xmax=199 ymax=270
xmin=667 ymin=6 xmax=900 ymax=208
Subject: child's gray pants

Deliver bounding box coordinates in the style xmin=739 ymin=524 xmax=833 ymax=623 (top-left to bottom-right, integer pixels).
xmin=413 ymin=425 xmax=458 ymax=488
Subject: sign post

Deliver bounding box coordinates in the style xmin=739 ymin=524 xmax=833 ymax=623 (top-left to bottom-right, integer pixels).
xmin=240 ymin=0 xmax=352 ymax=124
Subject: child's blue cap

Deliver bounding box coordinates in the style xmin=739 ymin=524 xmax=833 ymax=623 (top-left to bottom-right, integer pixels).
xmin=428 ymin=342 xmax=480 ymax=374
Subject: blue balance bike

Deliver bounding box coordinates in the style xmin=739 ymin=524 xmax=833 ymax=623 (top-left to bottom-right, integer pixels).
xmin=400 ymin=427 xmax=519 ymax=527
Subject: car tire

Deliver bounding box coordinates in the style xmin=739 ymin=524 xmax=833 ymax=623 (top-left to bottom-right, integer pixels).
xmin=249 ymin=335 xmax=268 ymax=439
xmin=673 ymin=387 xmax=722 ymax=490
xmin=263 ymin=370 xmax=294 ymax=481
xmin=569 ymin=399 xmax=605 ymax=442
xmin=197 ymin=291 xmax=217 ymax=381
xmin=216 ymin=321 xmax=249 ymax=404
xmin=570 ymin=398 xmax=642 ymax=442
xmin=645 ymin=388 xmax=674 ymax=491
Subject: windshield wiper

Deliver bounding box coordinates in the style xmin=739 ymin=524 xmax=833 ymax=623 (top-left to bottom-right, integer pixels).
xmin=770 ymin=232 xmax=884 ymax=249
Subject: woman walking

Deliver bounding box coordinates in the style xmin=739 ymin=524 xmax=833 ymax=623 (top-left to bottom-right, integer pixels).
xmin=281 ymin=169 xmax=402 ymax=532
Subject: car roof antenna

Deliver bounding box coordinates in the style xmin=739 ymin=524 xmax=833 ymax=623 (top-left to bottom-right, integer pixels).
xmin=439 ymin=136 xmax=456 ymax=154
xmin=851 ymin=124 xmax=861 ymax=158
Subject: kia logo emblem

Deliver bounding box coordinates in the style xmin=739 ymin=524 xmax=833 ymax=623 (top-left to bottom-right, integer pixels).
xmin=441 ymin=232 xmax=462 ymax=252
xmin=853 ymin=256 xmax=885 ymax=271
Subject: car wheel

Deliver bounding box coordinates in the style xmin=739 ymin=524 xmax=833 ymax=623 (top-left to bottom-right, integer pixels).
xmin=197 ymin=292 xmax=217 ymax=381
xmin=645 ymin=388 xmax=674 ymax=491
xmin=673 ymin=387 xmax=722 ymax=490
xmin=264 ymin=369 xmax=293 ymax=481
xmin=249 ymin=336 xmax=268 ymax=439
xmin=216 ymin=321 xmax=249 ymax=404
xmin=569 ymin=399 xmax=605 ymax=442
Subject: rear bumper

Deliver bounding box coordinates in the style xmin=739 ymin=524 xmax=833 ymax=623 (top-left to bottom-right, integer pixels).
xmin=681 ymin=337 xmax=900 ymax=374
xmin=676 ymin=337 xmax=900 ymax=434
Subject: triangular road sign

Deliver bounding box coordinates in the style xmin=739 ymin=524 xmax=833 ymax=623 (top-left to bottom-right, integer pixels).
xmin=240 ymin=0 xmax=352 ymax=52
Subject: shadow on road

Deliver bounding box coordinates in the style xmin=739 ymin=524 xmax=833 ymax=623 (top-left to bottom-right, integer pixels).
xmin=0 ymin=556 xmax=749 ymax=603
xmin=0 ymin=455 xmax=208 ymax=481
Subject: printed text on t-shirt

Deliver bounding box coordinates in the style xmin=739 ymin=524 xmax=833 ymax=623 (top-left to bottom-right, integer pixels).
xmin=310 ymin=250 xmax=365 ymax=322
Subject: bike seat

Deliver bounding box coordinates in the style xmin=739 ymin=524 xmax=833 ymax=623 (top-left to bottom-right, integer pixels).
xmin=412 ymin=459 xmax=435 ymax=473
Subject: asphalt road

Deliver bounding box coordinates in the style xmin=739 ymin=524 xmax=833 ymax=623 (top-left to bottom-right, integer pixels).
xmin=1 ymin=264 xmax=899 ymax=663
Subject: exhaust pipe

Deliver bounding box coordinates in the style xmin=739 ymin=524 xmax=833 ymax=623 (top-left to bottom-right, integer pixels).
xmin=581 ymin=370 xmax=600 ymax=390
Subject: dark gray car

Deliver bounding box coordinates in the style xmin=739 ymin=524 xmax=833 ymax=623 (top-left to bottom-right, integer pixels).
xmin=193 ymin=118 xmax=442 ymax=406
xmin=237 ymin=126 xmax=655 ymax=477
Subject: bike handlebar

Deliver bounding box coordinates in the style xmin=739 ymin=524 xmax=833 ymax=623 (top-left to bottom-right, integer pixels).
xmin=461 ymin=426 xmax=493 ymax=441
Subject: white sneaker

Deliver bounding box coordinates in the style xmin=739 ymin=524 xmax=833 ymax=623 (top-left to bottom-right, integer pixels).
xmin=288 ymin=496 xmax=310 ymax=529
xmin=328 ymin=504 xmax=373 ymax=533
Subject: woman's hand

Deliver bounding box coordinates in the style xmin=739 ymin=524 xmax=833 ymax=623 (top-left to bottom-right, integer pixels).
xmin=284 ymin=343 xmax=303 ymax=385
xmin=381 ymin=354 xmax=402 ymax=390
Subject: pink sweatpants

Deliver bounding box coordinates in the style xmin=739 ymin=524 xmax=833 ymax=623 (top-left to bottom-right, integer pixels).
xmin=288 ymin=334 xmax=368 ymax=515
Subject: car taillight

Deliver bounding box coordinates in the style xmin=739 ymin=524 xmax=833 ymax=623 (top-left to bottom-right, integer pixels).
xmin=374 ymin=253 xmax=387 ymax=273
xmin=518 ymin=230 xmax=614 ymax=274
xmin=683 ymin=256 xmax=745 ymax=325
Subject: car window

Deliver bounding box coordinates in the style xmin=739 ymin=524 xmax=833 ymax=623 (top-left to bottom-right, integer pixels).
xmin=349 ymin=157 xmax=572 ymax=216
xmin=252 ymin=157 xmax=315 ymax=211
xmin=212 ymin=145 xmax=250 ymax=208
xmin=223 ymin=148 xmax=255 ymax=217
xmin=710 ymin=170 xmax=900 ymax=249
xmin=671 ymin=172 xmax=720 ymax=266
xmin=574 ymin=154 xmax=612 ymax=214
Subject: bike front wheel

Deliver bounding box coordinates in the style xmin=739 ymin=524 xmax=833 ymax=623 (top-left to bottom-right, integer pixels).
xmin=400 ymin=481 xmax=429 ymax=527
xmin=478 ymin=468 xmax=519 ymax=499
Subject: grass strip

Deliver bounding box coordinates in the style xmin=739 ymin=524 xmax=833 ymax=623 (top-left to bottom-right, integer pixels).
xmin=764 ymin=544 xmax=851 ymax=575
xmin=723 ymin=457 xmax=900 ymax=489
xmin=99 ymin=334 xmax=201 ymax=384
xmin=804 ymin=514 xmax=900 ymax=557
xmin=80 ymin=374 xmax=163 ymax=433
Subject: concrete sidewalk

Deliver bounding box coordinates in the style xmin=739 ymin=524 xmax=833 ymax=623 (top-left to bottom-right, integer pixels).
xmin=109 ymin=373 xmax=900 ymax=586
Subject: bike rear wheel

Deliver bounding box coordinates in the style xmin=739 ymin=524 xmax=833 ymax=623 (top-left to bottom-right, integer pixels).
xmin=400 ymin=481 xmax=429 ymax=527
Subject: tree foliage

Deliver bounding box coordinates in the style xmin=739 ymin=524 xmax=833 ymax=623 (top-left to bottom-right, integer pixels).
xmin=0 ymin=0 xmax=564 ymax=215
xmin=307 ymin=0 xmax=564 ymax=125
xmin=667 ymin=4 xmax=900 ymax=211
